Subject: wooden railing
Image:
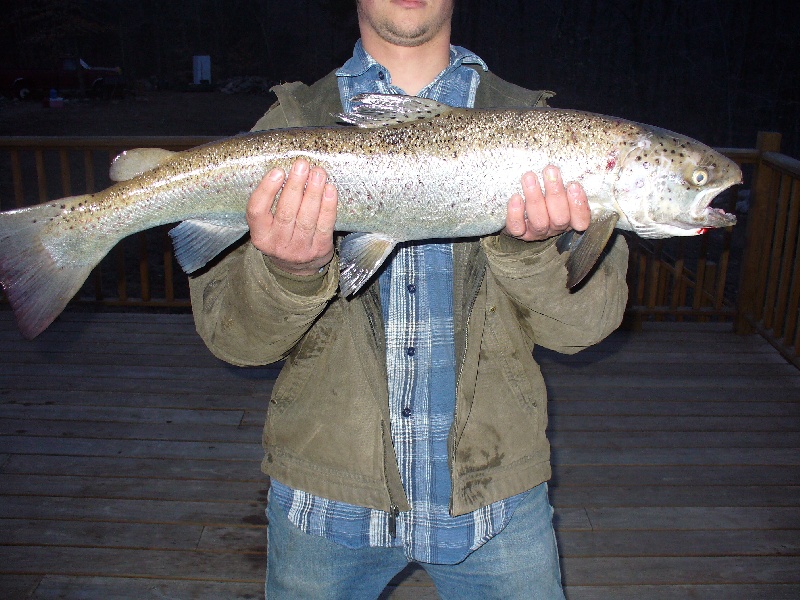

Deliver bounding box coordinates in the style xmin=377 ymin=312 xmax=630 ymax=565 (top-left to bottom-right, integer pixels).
xmin=734 ymin=133 xmax=800 ymax=368
xmin=0 ymin=136 xmax=216 ymax=308
xmin=1 ymin=133 xmax=798 ymax=364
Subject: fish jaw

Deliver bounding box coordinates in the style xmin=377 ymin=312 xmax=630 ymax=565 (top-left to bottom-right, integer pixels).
xmin=671 ymin=199 xmax=739 ymax=232
xmin=612 ymin=129 xmax=742 ymax=238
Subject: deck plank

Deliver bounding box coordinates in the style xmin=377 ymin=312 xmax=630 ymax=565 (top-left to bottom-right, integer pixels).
xmin=1 ymin=311 xmax=799 ymax=598
xmin=29 ymin=577 xmax=264 ymax=600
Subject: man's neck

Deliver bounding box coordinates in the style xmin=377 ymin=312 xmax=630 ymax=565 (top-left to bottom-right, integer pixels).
xmin=361 ymin=34 xmax=451 ymax=96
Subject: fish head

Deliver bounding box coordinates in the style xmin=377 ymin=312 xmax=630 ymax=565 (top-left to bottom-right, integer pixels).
xmin=612 ymin=127 xmax=741 ymax=238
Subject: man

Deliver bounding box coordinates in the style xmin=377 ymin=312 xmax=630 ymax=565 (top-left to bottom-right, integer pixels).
xmin=190 ymin=1 xmax=629 ymax=598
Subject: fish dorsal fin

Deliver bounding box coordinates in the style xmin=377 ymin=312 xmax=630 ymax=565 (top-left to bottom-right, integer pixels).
xmin=109 ymin=148 xmax=178 ymax=181
xmin=557 ymin=209 xmax=619 ymax=288
xmin=336 ymin=93 xmax=452 ymax=128
xmin=338 ymin=232 xmax=397 ymax=296
xmin=169 ymin=218 xmax=250 ymax=274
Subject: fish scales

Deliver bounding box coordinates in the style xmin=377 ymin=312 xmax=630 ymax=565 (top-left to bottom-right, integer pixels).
xmin=44 ymin=109 xmax=656 ymax=251
xmin=0 ymin=93 xmax=740 ymax=338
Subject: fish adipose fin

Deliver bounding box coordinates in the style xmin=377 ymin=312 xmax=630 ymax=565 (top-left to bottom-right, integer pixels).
xmin=169 ymin=219 xmax=250 ymax=274
xmin=0 ymin=198 xmax=96 ymax=339
xmin=557 ymin=210 xmax=619 ymax=288
xmin=110 ymin=148 xmax=178 ymax=181
xmin=338 ymin=232 xmax=397 ymax=297
xmin=336 ymin=94 xmax=452 ymax=128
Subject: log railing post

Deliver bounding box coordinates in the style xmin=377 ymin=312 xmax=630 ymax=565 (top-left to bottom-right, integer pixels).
xmin=735 ymin=132 xmax=782 ymax=334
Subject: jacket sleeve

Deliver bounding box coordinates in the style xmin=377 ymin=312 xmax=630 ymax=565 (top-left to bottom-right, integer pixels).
xmin=188 ymin=93 xmax=340 ymax=367
xmin=482 ymin=232 xmax=629 ymax=354
xmin=189 ymin=240 xmax=339 ymax=366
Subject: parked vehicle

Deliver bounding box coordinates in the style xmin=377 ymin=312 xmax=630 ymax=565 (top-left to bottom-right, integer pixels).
xmin=0 ymin=57 xmax=124 ymax=100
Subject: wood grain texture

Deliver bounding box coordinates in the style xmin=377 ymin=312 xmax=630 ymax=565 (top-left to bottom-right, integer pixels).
xmin=1 ymin=312 xmax=798 ymax=599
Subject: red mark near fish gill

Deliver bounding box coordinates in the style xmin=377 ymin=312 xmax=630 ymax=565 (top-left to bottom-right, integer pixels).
xmin=606 ymin=157 xmax=617 ymax=171
xmin=698 ymin=228 xmax=709 ymax=235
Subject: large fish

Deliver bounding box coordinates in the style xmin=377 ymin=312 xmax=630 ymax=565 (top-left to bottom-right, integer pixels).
xmin=0 ymin=93 xmax=740 ymax=339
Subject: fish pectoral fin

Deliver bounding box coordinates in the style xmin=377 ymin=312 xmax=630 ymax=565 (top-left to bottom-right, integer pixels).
xmin=338 ymin=232 xmax=397 ymax=297
xmin=169 ymin=219 xmax=250 ymax=274
xmin=558 ymin=209 xmax=619 ymax=288
xmin=109 ymin=148 xmax=178 ymax=181
xmin=335 ymin=94 xmax=453 ymax=128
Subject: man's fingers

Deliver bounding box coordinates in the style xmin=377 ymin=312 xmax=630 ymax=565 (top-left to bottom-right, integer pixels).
xmin=567 ymin=181 xmax=591 ymax=231
xmin=521 ymin=172 xmax=550 ymax=236
xmin=293 ymin=167 xmax=327 ymax=237
xmin=246 ymin=167 xmax=285 ymax=229
xmin=316 ymin=183 xmax=338 ymax=237
xmin=273 ymin=159 xmax=310 ymax=228
xmin=504 ymin=194 xmax=528 ymax=237
xmin=541 ymin=165 xmax=571 ymax=230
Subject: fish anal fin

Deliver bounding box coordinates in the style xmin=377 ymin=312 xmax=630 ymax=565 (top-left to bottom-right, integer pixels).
xmin=560 ymin=210 xmax=619 ymax=288
xmin=336 ymin=93 xmax=453 ymax=128
xmin=338 ymin=232 xmax=397 ymax=296
xmin=169 ymin=218 xmax=249 ymax=274
xmin=110 ymin=148 xmax=178 ymax=182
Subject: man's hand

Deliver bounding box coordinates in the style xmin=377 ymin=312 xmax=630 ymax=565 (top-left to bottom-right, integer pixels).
xmin=246 ymin=158 xmax=338 ymax=276
xmin=503 ymin=165 xmax=591 ymax=241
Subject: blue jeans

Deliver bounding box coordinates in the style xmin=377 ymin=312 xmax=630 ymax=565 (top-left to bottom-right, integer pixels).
xmin=265 ymin=482 xmax=565 ymax=599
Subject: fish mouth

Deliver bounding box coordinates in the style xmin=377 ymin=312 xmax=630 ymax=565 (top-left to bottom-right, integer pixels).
xmin=673 ymin=177 xmax=741 ymax=230
xmin=674 ymin=206 xmax=737 ymax=229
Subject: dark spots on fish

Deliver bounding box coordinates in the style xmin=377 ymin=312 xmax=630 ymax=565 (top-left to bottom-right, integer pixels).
xmin=31 ymin=219 xmax=36 ymax=223
xmin=60 ymin=204 xmax=66 ymax=209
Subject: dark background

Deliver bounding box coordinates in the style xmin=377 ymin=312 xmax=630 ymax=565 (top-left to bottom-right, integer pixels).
xmin=1 ymin=0 xmax=798 ymax=157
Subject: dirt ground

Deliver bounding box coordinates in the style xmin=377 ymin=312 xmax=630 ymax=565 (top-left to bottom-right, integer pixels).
xmin=0 ymin=90 xmax=275 ymax=137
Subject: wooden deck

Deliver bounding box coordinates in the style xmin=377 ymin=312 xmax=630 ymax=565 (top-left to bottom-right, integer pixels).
xmin=1 ymin=310 xmax=798 ymax=599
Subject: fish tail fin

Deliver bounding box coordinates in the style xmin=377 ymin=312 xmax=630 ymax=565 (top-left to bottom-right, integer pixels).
xmin=0 ymin=198 xmax=96 ymax=338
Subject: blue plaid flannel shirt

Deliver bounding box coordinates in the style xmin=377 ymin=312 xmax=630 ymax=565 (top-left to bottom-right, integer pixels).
xmin=271 ymin=40 xmax=526 ymax=564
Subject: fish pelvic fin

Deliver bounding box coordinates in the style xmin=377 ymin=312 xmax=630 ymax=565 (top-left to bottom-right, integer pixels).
xmin=0 ymin=198 xmax=97 ymax=339
xmin=557 ymin=210 xmax=619 ymax=288
xmin=109 ymin=148 xmax=178 ymax=181
xmin=338 ymin=232 xmax=397 ymax=297
xmin=336 ymin=94 xmax=453 ymax=128
xmin=169 ymin=218 xmax=250 ymax=273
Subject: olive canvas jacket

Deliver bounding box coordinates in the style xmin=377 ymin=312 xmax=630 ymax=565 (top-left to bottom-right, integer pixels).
xmin=189 ymin=69 xmax=629 ymax=516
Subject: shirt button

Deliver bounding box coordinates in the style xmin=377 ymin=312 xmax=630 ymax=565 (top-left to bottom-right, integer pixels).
xmin=406 ymin=347 xmax=416 ymax=357
xmin=407 ymin=283 xmax=416 ymax=294
xmin=402 ymin=407 xmax=412 ymax=418
xmin=378 ymin=71 xmax=385 ymax=80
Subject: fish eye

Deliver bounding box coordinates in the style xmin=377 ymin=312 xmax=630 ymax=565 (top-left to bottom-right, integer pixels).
xmin=691 ymin=169 xmax=709 ymax=186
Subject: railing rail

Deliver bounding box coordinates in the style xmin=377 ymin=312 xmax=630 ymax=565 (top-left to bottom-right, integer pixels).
xmin=1 ymin=133 xmax=798 ymax=365
xmin=0 ymin=136 xmax=216 ymax=309
xmin=735 ymin=133 xmax=800 ymax=368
